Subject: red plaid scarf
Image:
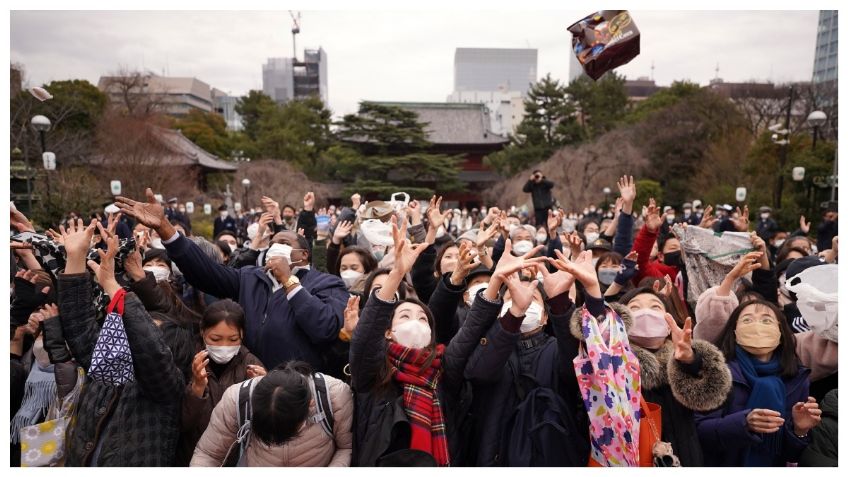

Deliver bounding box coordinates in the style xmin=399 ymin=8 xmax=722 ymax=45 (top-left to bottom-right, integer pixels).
xmin=387 ymin=342 xmax=450 ymax=466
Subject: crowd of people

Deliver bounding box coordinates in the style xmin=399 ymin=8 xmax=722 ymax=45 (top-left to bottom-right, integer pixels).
xmin=9 ymin=173 xmax=838 ymax=467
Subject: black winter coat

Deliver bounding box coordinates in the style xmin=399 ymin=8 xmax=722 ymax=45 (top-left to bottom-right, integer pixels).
xmin=428 ymin=273 xmax=470 ymax=345
xmin=463 ymin=295 xmax=587 ymax=466
xmin=522 ymin=178 xmax=555 ymax=209
xmin=349 ymin=288 xmax=501 ymax=466
xmin=59 ymin=272 xmax=192 ymax=466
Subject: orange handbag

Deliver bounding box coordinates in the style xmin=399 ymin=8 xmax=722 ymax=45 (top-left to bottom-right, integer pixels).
xmin=588 ymin=397 xmax=661 ymax=467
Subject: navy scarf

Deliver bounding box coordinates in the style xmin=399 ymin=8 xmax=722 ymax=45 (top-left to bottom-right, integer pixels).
xmin=735 ymin=345 xmax=787 ymax=466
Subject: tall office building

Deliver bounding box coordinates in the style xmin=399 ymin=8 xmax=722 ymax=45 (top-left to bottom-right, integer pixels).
xmin=812 ymin=10 xmax=837 ymax=84
xmin=568 ymin=52 xmax=584 ymax=84
xmin=262 ymin=47 xmax=328 ymax=105
xmin=453 ymin=48 xmax=537 ymax=95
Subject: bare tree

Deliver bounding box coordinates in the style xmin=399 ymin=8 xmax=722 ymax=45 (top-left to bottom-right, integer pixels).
xmin=99 ymin=66 xmax=171 ymax=116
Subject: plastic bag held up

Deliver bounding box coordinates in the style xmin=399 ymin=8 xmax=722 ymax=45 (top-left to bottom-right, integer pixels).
xmin=568 ymin=10 xmax=640 ymax=80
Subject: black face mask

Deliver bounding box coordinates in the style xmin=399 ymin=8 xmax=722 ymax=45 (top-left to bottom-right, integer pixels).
xmin=663 ymin=251 xmax=682 ymax=268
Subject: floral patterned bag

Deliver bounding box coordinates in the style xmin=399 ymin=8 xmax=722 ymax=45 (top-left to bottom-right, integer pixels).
xmin=573 ymin=306 xmax=643 ymax=467
xmin=20 ymin=367 xmax=85 ymax=467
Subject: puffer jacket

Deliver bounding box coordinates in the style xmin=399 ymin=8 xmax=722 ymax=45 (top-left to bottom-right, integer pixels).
xmin=693 ymin=286 xmax=838 ymax=381
xmin=59 ymin=272 xmax=192 ymax=466
xmin=349 ymin=287 xmax=500 ymax=466
xmin=568 ymin=302 xmax=732 ymax=467
xmin=176 ymin=346 xmax=264 ymax=466
xmin=190 ymin=373 xmax=353 ymax=466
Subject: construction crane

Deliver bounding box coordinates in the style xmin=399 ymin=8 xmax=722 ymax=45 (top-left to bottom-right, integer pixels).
xmin=289 ymin=11 xmax=301 ymax=62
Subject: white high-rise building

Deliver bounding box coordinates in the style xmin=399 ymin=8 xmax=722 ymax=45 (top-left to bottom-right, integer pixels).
xmin=262 ymin=47 xmax=328 ymax=105
xmin=446 ymin=89 xmax=525 ymax=136
xmin=454 ymin=48 xmax=537 ymax=95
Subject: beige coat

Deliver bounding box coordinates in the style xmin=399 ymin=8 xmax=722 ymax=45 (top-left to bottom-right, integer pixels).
xmin=190 ymin=374 xmax=353 ymax=467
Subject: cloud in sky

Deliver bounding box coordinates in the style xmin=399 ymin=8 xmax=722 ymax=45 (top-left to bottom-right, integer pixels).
xmin=11 ymin=10 xmax=820 ymax=117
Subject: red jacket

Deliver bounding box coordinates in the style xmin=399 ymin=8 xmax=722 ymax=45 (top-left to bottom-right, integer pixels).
xmin=630 ymin=224 xmax=678 ymax=285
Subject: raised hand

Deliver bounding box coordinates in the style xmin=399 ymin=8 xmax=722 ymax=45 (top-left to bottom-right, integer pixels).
xmin=749 ymin=232 xmax=771 ymax=270
xmin=494 ymin=239 xmax=546 ymax=279
xmin=549 ymin=249 xmax=600 ymax=298
xmin=566 ymin=232 xmax=583 ymax=260
xmin=391 ymin=215 xmax=430 ymax=276
xmin=190 ymin=350 xmax=209 ymax=398
xmin=536 ymin=262 xmax=575 ymax=299
xmin=644 ymin=198 xmax=663 ymax=233
xmin=617 ymin=175 xmax=636 ymax=213
xmin=449 ymin=241 xmax=479 ymax=286
xmin=731 ymin=205 xmax=750 ymax=232
xmin=652 ymin=274 xmax=674 ymax=298
xmin=60 ymin=218 xmax=97 ymax=274
xmin=86 ymin=223 xmax=121 ymax=296
xmin=717 ymin=251 xmax=763 ymax=297
xmin=261 ymin=196 xmax=281 ymax=220
xmin=11 ymin=206 xmax=35 ymax=233
xmin=246 ymin=365 xmax=267 ymax=378
xmin=350 ymin=193 xmax=362 ymax=209
xmin=332 ymin=220 xmax=354 ymax=245
xmin=547 ymin=210 xmax=562 ymax=236
xmin=407 ymin=200 xmax=422 ymax=225
xmin=124 ymin=248 xmax=145 ymax=282
xmin=665 ymin=314 xmax=694 ymax=364
xmin=303 ymin=191 xmax=315 ymax=211
xmin=698 ymin=205 xmax=716 ymax=230
xmin=615 ymin=251 xmax=639 ymax=285
xmin=426 ymin=195 xmax=446 ymax=230
xmin=792 ymin=397 xmax=823 ymax=436
xmin=503 ymin=272 xmax=539 ymax=317
xmin=257 ymin=212 xmax=274 ymax=238
xmin=115 ymin=188 xmax=169 ymax=233
xmin=799 ymin=215 xmax=811 ymax=235
xmin=343 ymin=295 xmax=361 ymax=335
xmin=46 ymin=228 xmax=65 ymax=245
xmin=40 ymin=303 xmax=59 ymax=321
xmin=476 ymin=219 xmax=500 ymax=249
xmin=107 ymin=212 xmax=123 ymax=235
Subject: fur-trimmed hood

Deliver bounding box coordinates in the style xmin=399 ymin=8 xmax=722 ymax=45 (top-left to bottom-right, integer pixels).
xmin=569 ymin=301 xmax=732 ymax=412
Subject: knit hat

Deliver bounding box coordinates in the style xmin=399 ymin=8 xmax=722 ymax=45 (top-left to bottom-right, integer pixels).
xmin=466 ymin=264 xmax=493 ymax=283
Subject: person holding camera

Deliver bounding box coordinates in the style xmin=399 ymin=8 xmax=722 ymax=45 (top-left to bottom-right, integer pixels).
xmin=522 ymin=170 xmax=555 ymax=227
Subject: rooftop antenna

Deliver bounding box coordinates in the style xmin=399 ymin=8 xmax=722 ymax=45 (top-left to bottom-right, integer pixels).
xmin=650 ymin=61 xmax=655 ymax=81
xmin=289 ymin=11 xmax=301 ymax=61
xmin=714 ymin=62 xmax=720 ymax=80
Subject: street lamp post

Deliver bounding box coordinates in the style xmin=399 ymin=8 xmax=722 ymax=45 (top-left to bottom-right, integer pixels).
xmin=602 ymin=187 xmax=611 ymax=211
xmin=30 ymin=115 xmax=52 ymax=206
xmin=807 ymin=110 xmax=827 ymax=151
xmin=241 ymin=178 xmax=251 ymax=211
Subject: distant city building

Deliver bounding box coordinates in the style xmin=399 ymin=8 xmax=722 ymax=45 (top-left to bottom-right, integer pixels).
xmin=98 ymin=73 xmax=214 ymax=117
xmin=812 ymin=10 xmax=838 ymax=84
xmin=568 ymin=52 xmax=584 ymax=84
xmin=211 ymin=88 xmax=244 ymax=131
xmin=262 ymin=47 xmax=328 ymax=105
xmin=446 ymin=89 xmax=525 ymax=136
xmin=623 ymin=77 xmax=661 ymax=102
xmin=454 ymin=48 xmax=537 ymax=95
xmin=708 ymin=78 xmax=782 ymax=99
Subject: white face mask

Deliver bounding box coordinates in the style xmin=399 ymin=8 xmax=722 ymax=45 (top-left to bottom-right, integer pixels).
xmin=535 ymin=233 xmax=547 ymax=244
xmin=465 ymin=283 xmax=488 ymax=307
xmin=513 ymin=240 xmax=534 ymax=256
xmin=774 ymin=239 xmax=786 ymax=249
xmin=584 ymin=232 xmax=600 ymax=244
xmin=206 ymin=344 xmax=240 ymax=364
xmin=143 ymin=265 xmax=171 ymax=283
xmin=666 ymin=215 xmax=676 ymax=223
xmin=247 ymin=223 xmax=260 ymax=240
xmin=360 ymin=219 xmax=394 ymax=247
xmin=435 ymin=226 xmax=446 ymax=238
xmin=500 ymin=300 xmax=544 ymax=333
xmin=391 ymin=319 xmax=431 ymax=349
xmin=149 ymin=237 xmax=164 ymax=250
xmin=266 ymin=243 xmax=293 ymax=265
xmin=761 ymin=213 xmax=770 ymax=220
xmin=220 ymin=211 xmax=229 ymax=218
xmin=589 ymin=207 xmax=597 ymax=213
xmin=340 ymin=269 xmax=363 ymax=288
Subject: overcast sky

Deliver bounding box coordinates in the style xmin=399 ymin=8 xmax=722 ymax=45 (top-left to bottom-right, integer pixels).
xmin=11 ymin=10 xmax=821 ymax=118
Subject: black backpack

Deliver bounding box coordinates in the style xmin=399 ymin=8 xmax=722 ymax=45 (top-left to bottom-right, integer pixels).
xmin=499 ymin=343 xmax=589 ymax=466
xmin=222 ymin=373 xmax=335 ymax=467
